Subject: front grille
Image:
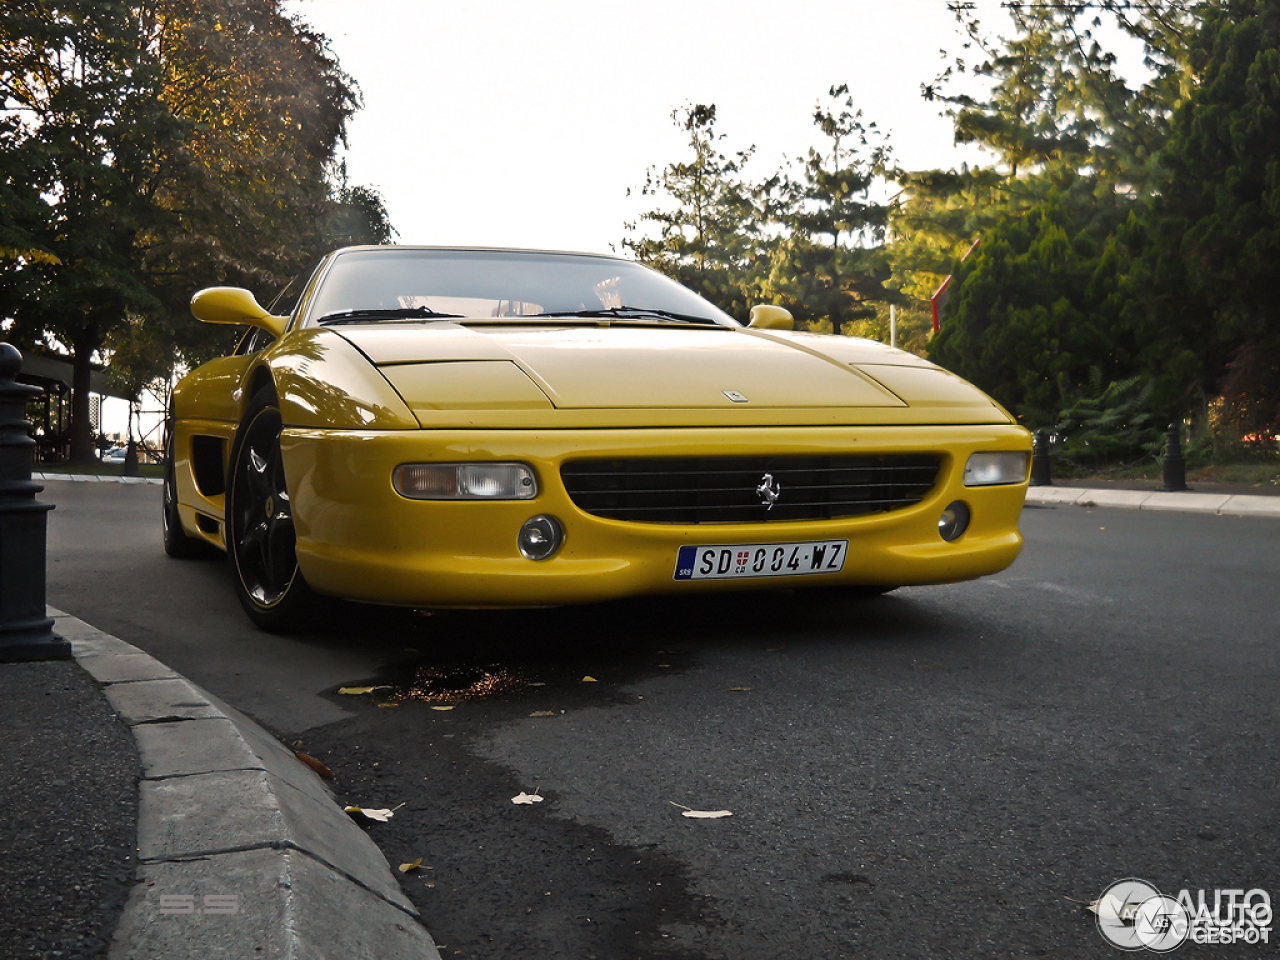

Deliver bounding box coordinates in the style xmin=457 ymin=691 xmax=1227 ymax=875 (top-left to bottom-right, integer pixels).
xmin=561 ymin=454 xmax=941 ymax=524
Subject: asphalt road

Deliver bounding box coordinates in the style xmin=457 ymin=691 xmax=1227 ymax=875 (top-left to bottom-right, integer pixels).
xmin=45 ymin=480 xmax=1280 ymax=959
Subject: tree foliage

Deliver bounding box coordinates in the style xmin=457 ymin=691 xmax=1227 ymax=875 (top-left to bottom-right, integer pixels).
xmin=0 ymin=0 xmax=391 ymax=460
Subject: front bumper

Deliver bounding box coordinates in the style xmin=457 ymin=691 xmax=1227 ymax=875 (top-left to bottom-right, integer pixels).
xmin=279 ymin=424 xmax=1031 ymax=607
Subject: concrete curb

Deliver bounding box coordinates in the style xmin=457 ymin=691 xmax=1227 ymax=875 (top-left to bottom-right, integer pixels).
xmin=1024 ymin=486 xmax=1280 ymax=517
xmin=51 ymin=608 xmax=440 ymax=960
xmin=35 ymin=472 xmax=162 ymax=485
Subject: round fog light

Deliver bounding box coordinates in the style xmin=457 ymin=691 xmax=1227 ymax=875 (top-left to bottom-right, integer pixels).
xmin=518 ymin=515 xmax=563 ymax=561
xmin=938 ymin=501 xmax=971 ymax=542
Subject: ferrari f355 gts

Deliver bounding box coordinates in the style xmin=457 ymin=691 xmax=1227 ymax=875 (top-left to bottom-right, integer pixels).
xmin=164 ymin=246 xmax=1031 ymax=631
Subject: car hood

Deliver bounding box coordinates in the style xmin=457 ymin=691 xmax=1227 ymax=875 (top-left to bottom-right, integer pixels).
xmin=331 ymin=322 xmax=1012 ymax=427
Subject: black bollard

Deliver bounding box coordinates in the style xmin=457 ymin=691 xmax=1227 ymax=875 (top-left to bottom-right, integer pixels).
xmin=0 ymin=343 xmax=70 ymax=661
xmin=1161 ymin=422 xmax=1188 ymax=492
xmin=1029 ymin=429 xmax=1053 ymax=486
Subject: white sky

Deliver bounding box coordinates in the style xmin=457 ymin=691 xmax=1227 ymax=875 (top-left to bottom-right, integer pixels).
xmin=282 ymin=0 xmax=1008 ymax=254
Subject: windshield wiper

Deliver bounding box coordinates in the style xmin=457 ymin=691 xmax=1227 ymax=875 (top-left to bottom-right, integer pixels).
xmin=317 ymin=306 xmax=463 ymax=325
xmin=530 ymin=306 xmax=718 ymax=325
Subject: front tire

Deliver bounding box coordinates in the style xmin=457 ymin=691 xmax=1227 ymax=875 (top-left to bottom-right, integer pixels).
xmin=226 ymin=389 xmax=323 ymax=633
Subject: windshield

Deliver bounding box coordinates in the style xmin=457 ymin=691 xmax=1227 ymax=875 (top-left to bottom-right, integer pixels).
xmin=306 ymin=248 xmax=737 ymax=327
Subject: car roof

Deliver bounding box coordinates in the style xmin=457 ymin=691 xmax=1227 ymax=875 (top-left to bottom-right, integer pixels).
xmin=331 ymin=245 xmax=624 ymax=261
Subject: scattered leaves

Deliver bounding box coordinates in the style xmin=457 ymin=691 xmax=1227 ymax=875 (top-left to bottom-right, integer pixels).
xmin=670 ymin=801 xmax=732 ymax=819
xmin=399 ymin=857 xmax=423 ymax=874
xmin=294 ymin=753 xmax=334 ymax=778
xmin=512 ymin=789 xmax=544 ymax=805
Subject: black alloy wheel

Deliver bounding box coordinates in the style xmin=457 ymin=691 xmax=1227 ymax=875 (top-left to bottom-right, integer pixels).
xmin=226 ymin=390 xmax=320 ymax=632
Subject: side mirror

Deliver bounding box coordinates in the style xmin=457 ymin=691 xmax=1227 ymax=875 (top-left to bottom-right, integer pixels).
xmin=747 ymin=304 xmax=794 ymax=331
xmin=190 ymin=287 xmax=288 ymax=340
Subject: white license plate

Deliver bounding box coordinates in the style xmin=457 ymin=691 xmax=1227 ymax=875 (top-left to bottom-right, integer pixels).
xmin=673 ymin=540 xmax=847 ymax=581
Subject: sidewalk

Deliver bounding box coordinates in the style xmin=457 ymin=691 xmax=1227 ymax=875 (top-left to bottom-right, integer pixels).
xmin=2 ymin=608 xmax=440 ymax=960
xmin=1023 ymin=482 xmax=1280 ymax=516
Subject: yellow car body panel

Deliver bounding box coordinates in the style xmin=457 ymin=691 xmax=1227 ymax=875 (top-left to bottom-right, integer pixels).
xmin=276 ymin=423 xmax=1028 ymax=607
xmin=169 ymin=246 xmax=1032 ymax=617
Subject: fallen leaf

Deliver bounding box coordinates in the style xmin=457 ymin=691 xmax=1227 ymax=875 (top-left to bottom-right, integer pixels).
xmin=657 ymin=664 xmax=671 ymax=668
xmin=399 ymin=857 xmax=423 ymax=874
xmin=431 ymin=705 xmax=454 ymax=711
xmin=294 ymin=753 xmax=334 ymax=778
xmin=581 ymin=676 xmax=598 ymax=683
xmin=344 ymin=802 xmax=404 ymax=824
xmin=670 ymin=801 xmax=732 ymax=819
xmin=512 ymin=790 xmax=544 ymax=805
xmin=729 ymin=686 xmax=753 ymax=692
xmin=338 ymin=686 xmax=376 ymax=695
xmin=376 ymin=702 xmax=399 ymax=708
xmin=529 ymin=710 xmax=556 ymax=717
xmin=527 ymin=682 xmax=546 ymax=687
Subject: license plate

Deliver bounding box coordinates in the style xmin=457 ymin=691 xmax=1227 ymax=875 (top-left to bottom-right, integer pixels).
xmin=673 ymin=540 xmax=848 ymax=581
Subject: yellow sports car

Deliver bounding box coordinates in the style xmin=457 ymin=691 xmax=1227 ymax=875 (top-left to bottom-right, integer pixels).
xmin=164 ymin=246 xmax=1031 ymax=631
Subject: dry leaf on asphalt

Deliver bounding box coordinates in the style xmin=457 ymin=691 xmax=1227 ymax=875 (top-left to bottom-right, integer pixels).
xmin=729 ymin=687 xmax=753 ymax=692
xmin=344 ymin=802 xmax=404 ymax=824
xmin=399 ymin=858 xmax=423 ymax=874
xmin=670 ymin=801 xmax=732 ymax=819
xmin=431 ymin=705 xmax=454 ymax=711
xmin=581 ymin=676 xmax=598 ymax=682
xmin=529 ymin=710 xmax=556 ymax=717
xmin=294 ymin=753 xmax=334 ymax=778
xmin=338 ymin=686 xmax=376 ymax=695
xmin=377 ymin=702 xmax=399 ymax=708
xmin=512 ymin=790 xmax=544 ymax=805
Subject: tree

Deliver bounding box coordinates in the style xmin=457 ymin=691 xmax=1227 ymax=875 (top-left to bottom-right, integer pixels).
xmin=623 ymin=104 xmax=763 ymax=320
xmin=0 ymin=0 xmax=389 ymax=461
xmin=759 ymin=85 xmax=892 ymax=334
xmin=1132 ymin=0 xmax=1280 ymax=423
xmin=1 ymin=0 xmax=182 ymax=460
xmin=928 ymin=197 xmax=1136 ymax=414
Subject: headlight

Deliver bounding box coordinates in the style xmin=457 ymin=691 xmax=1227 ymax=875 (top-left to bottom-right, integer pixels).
xmin=393 ymin=463 xmax=537 ymax=500
xmin=963 ymin=451 xmax=1029 ymax=487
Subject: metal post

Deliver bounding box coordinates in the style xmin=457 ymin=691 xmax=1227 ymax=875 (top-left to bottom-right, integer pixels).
xmin=1029 ymin=429 xmax=1053 ymax=486
xmin=1161 ymin=421 xmax=1187 ymax=492
xmin=0 ymin=343 xmax=69 ymax=661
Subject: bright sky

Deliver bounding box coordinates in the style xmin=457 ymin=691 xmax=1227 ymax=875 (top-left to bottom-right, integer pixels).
xmin=282 ymin=0 xmax=1004 ymax=254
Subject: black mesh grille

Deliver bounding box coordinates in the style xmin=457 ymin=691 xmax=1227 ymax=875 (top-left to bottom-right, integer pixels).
xmin=561 ymin=454 xmax=941 ymax=524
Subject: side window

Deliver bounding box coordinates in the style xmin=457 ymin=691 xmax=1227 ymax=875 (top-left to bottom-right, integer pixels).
xmin=233 ymin=326 xmax=277 ymax=357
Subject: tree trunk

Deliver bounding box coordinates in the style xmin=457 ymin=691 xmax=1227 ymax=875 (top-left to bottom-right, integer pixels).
xmin=69 ymin=335 xmax=99 ymax=464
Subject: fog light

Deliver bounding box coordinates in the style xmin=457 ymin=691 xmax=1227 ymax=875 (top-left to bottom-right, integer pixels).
xmin=964 ymin=451 xmax=1030 ymax=486
xmin=938 ymin=501 xmax=970 ymax=542
xmin=518 ymin=515 xmax=563 ymax=560
xmin=393 ymin=462 xmax=537 ymax=500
